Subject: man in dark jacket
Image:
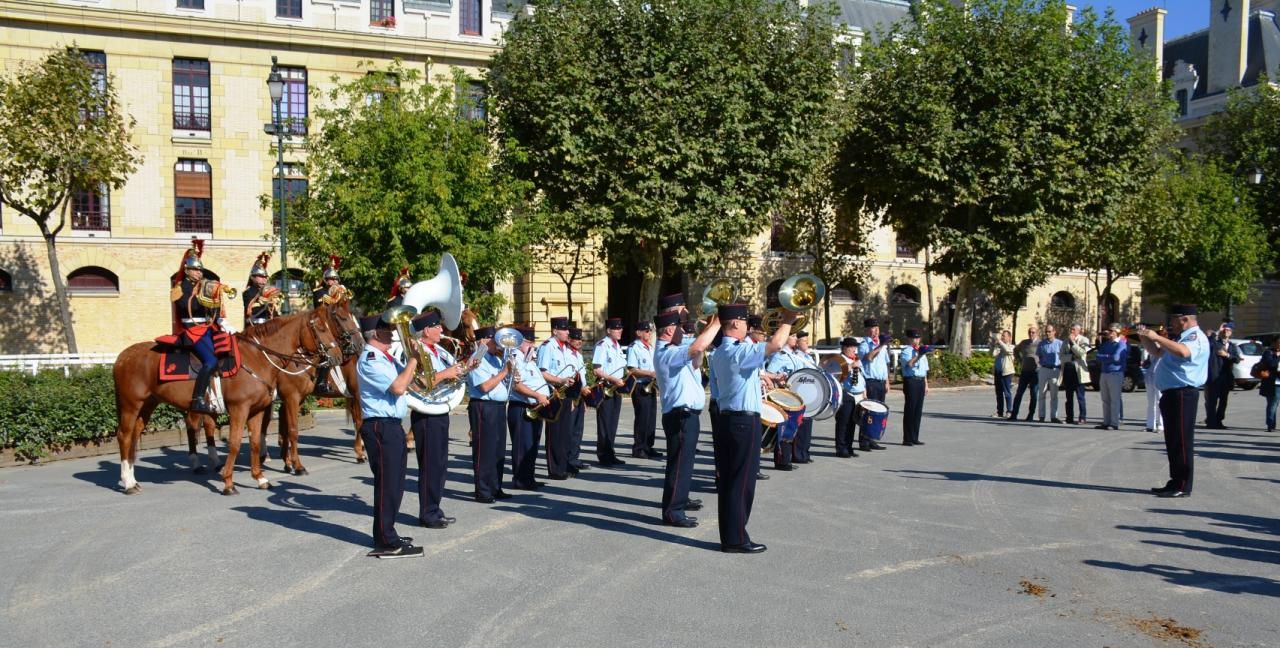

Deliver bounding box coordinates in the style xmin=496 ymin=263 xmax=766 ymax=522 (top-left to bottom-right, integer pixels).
xmin=1204 ymin=321 xmax=1241 ymax=429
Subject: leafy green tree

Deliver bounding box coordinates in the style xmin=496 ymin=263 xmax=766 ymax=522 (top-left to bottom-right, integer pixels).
xmin=1144 ymin=159 xmax=1273 ymax=311
xmin=489 ymin=0 xmax=844 ymax=321
xmin=0 ymin=47 xmax=140 ymax=352
xmin=832 ymin=0 xmax=1177 ymax=355
xmin=282 ymin=64 xmax=535 ymax=321
xmin=1198 ymin=81 xmax=1280 ymax=270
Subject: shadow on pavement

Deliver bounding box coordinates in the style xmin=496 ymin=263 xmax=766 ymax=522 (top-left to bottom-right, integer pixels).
xmin=1082 ymin=560 xmax=1280 ymax=598
xmin=886 ymin=469 xmax=1150 ymax=494
xmin=490 ymin=497 xmax=722 ymax=552
xmin=231 ymin=480 xmax=371 ymax=547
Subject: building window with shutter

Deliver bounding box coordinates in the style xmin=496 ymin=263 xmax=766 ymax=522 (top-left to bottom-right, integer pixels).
xmin=276 ymin=0 xmax=302 ymax=18
xmin=67 ymin=266 xmax=120 ymax=295
xmin=79 ymin=50 xmax=107 ymax=119
xmin=173 ymin=58 xmax=211 ymax=131
xmin=461 ymin=0 xmax=483 ymax=36
xmin=175 ymin=159 xmax=213 ymax=233
xmin=280 ymin=67 xmax=307 ymax=135
xmin=71 ymin=185 xmax=111 ymax=232
xmin=371 ymin=0 xmax=394 ymax=25
xmin=895 ymin=239 xmax=917 ymax=259
xmin=272 ymin=163 xmax=307 ymax=234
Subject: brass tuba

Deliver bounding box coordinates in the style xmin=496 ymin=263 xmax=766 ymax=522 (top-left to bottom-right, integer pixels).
xmin=700 ymin=279 xmax=737 ymax=316
xmin=765 ymin=273 xmax=825 ymax=334
xmin=386 ymin=253 xmax=467 ymax=414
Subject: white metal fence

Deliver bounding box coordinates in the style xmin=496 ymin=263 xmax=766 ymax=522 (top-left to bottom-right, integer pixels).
xmin=0 ymin=353 xmax=117 ymax=376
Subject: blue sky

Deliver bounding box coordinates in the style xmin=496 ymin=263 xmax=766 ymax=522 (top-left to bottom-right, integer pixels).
xmin=1075 ymin=1 xmax=1208 ymax=40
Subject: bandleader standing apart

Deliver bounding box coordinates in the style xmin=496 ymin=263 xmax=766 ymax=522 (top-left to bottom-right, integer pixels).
xmin=409 ymin=311 xmax=469 ymax=529
xmin=857 ymin=318 xmax=891 ymax=452
xmin=356 ymin=314 xmax=422 ymax=558
xmin=898 ymin=329 xmax=930 ymax=446
xmin=654 ymin=310 xmax=716 ymax=528
xmin=466 ymin=326 xmax=513 ymax=503
xmin=509 ymin=325 xmax=550 ymax=490
xmin=1138 ymin=304 xmax=1208 ymax=498
xmin=627 ymin=321 xmax=660 ymax=459
xmin=708 ymin=303 xmax=796 ymax=554
xmin=592 ymin=317 xmax=629 ymax=467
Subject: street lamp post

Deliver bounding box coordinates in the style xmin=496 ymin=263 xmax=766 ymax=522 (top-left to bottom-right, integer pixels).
xmin=265 ymin=56 xmax=290 ymax=314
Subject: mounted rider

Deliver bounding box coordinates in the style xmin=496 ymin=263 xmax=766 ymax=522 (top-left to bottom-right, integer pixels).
xmin=312 ymin=254 xmax=346 ymax=308
xmin=243 ymin=251 xmax=281 ymax=327
xmin=170 ymin=240 xmax=234 ymax=414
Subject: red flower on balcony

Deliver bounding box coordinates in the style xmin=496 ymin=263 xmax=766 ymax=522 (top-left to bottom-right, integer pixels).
xmin=374 ymin=15 xmax=397 ymax=28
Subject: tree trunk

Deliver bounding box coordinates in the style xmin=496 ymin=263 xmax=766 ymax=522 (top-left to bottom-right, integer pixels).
xmin=637 ymin=243 xmax=663 ymax=326
xmin=40 ymin=222 xmax=79 ymax=353
xmin=948 ymin=275 xmax=974 ymax=357
xmin=923 ymin=246 xmax=936 ymax=342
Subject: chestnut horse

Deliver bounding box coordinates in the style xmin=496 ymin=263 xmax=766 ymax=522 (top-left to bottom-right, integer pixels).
xmin=182 ymin=300 xmax=362 ymax=477
xmin=113 ymin=310 xmax=342 ymax=495
xmin=349 ymin=308 xmax=479 ymax=463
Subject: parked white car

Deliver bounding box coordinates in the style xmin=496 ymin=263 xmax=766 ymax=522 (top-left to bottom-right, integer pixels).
xmin=1232 ymin=339 xmax=1264 ymax=390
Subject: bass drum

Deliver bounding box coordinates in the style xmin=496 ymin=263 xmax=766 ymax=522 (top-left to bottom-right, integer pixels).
xmin=786 ymin=367 xmax=832 ymax=418
xmin=811 ymin=371 xmax=842 ymax=421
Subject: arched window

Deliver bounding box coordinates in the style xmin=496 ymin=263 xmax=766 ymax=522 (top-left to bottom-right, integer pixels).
xmin=0 ymin=268 xmax=12 ymax=293
xmin=765 ymin=278 xmax=784 ymax=307
xmin=67 ymin=266 xmax=119 ymax=294
xmin=891 ymin=284 xmax=921 ymax=305
xmin=1102 ymin=293 xmax=1120 ymax=326
xmin=1050 ymin=291 xmax=1076 ymax=310
xmin=830 ymin=286 xmax=860 ymax=304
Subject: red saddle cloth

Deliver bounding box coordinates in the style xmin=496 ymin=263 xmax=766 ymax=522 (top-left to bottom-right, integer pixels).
xmin=153 ymin=332 xmax=241 ymax=382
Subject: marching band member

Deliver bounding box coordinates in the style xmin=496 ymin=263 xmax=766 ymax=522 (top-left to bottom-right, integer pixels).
xmin=538 ymin=317 xmax=577 ymax=480
xmin=356 ymin=314 xmax=421 ymax=558
xmin=1138 ymin=304 xmax=1209 ymax=498
xmin=566 ymin=327 xmax=589 ymax=474
xmin=708 ymin=303 xmax=796 ymax=554
xmin=899 ymin=329 xmax=931 ymax=446
xmin=792 ymin=331 xmax=818 ymax=462
xmin=654 ymin=310 xmax=716 ymax=528
xmin=312 ymin=255 xmax=342 ymax=307
xmin=410 ymin=311 xmax=469 ymax=529
xmin=509 ymin=325 xmax=550 ymax=490
xmin=467 ymin=326 xmax=512 ymax=503
xmin=764 ymin=332 xmax=801 ymax=471
xmin=592 ymin=318 xmax=629 ymax=467
xmin=242 ymin=252 xmax=278 ymax=327
xmin=857 ymin=318 xmax=891 ymax=452
xmin=627 ymin=321 xmax=659 ymax=459
xmin=170 ymin=241 xmax=231 ymax=415
xmin=833 ymin=337 xmax=866 ymax=457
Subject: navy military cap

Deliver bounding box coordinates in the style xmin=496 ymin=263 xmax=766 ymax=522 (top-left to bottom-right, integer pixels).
xmin=719 ymin=303 xmax=750 ymax=321
xmin=549 ymin=317 xmax=571 ymax=330
xmin=1169 ymin=304 xmax=1198 ymax=316
xmin=568 ymin=327 xmax=584 ymax=340
xmin=410 ymin=310 xmax=442 ymax=333
xmin=605 ymin=317 xmax=624 ymax=330
xmin=840 ymin=336 xmax=858 ymax=348
xmin=658 ymin=293 xmax=685 ymax=311
xmin=475 ymin=326 xmax=496 ymax=339
xmin=655 ymin=312 xmax=681 ymax=328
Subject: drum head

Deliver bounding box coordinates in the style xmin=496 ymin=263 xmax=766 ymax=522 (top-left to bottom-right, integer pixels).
xmin=812 ymin=373 xmax=842 ymax=421
xmin=765 ymin=388 xmax=805 ymax=412
xmin=787 ymin=368 xmax=831 ymax=417
xmin=760 ymin=401 xmax=786 ymax=427
xmin=859 ymin=399 xmax=889 ymax=414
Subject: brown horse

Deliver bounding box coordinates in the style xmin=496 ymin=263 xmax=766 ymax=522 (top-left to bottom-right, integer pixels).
xmin=350 ymin=307 xmax=479 ymax=463
xmin=113 ymin=310 xmax=342 ymax=495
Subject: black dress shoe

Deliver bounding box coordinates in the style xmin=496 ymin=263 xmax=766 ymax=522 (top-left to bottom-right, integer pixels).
xmin=632 ymin=451 xmax=648 ymax=459
xmin=475 ymin=495 xmax=496 ymax=504
xmin=1024 ymin=415 xmax=1035 ymax=421
xmin=859 ymin=445 xmax=872 ymax=452
xmin=573 ymin=463 xmax=591 ymax=471
xmin=1094 ymin=424 xmax=1109 ymax=430
xmin=441 ymin=516 xmax=457 ymax=524
xmin=1051 ymin=418 xmax=1063 ymax=424
xmin=774 ymin=464 xmax=795 ymax=471
xmin=647 ymin=451 xmax=665 ymax=459
xmin=685 ymin=502 xmax=703 ymax=511
xmin=721 ymin=542 xmax=767 ymax=554
xmin=836 ymin=450 xmax=852 ymax=458
xmin=756 ymin=472 xmax=770 ymax=480
xmin=870 ymin=442 xmax=886 ymax=450
xmin=421 ymin=519 xmax=449 ymax=529
xmin=547 ymin=474 xmax=570 ymax=481
xmin=664 ymin=517 xmax=698 ymax=528
xmin=1157 ymin=490 xmax=1190 ymax=498
xmin=902 ymin=441 xmax=915 ymax=446
xmin=913 ymin=441 xmax=924 ymax=446
xmin=1150 ymin=485 xmax=1176 ymax=494
xmin=494 ymin=491 xmax=513 ymax=500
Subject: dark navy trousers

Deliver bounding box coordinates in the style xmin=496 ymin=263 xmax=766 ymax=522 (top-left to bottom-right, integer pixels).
xmin=508 ymin=402 xmax=542 ymax=488
xmin=358 ymin=417 xmax=408 ymax=548
xmin=902 ymin=377 xmax=925 ymax=444
xmin=468 ymin=399 xmax=506 ymax=499
xmin=410 ymin=412 xmax=450 ymax=524
xmin=793 ymin=418 xmax=812 ymax=462
xmin=632 ymin=392 xmax=658 ymax=455
xmin=712 ymin=411 xmax=761 ymax=548
xmin=1159 ymin=386 xmax=1198 ymax=493
xmin=834 ymin=398 xmax=859 ymax=454
xmin=595 ymin=393 xmax=623 ymax=463
xmin=1010 ymin=369 xmax=1038 ymax=417
xmin=661 ymin=407 xmax=702 ymax=522
xmin=544 ymin=405 xmax=571 ymax=478
xmin=568 ymin=400 xmax=585 ymax=468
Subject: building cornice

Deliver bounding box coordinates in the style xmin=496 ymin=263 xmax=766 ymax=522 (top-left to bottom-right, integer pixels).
xmin=0 ymin=0 xmax=500 ymax=63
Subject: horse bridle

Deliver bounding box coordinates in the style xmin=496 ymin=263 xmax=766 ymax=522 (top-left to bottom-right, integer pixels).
xmin=241 ymin=312 xmax=343 ymax=377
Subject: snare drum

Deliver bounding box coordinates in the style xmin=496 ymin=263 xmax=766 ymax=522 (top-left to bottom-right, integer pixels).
xmin=760 ymin=401 xmax=786 ymax=451
xmin=858 ymin=399 xmax=890 ymax=440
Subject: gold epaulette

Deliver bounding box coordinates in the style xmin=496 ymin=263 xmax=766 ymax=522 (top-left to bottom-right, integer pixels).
xmin=169 ymin=285 xmax=183 ymax=302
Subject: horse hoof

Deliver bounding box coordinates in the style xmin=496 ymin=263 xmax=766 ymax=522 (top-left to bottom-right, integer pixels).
xmin=124 ymin=485 xmax=142 ymax=495
xmin=293 ymin=467 xmax=308 ymax=477
xmin=222 ymin=486 xmax=239 ymax=496
xmin=193 ymin=466 xmax=207 ymax=475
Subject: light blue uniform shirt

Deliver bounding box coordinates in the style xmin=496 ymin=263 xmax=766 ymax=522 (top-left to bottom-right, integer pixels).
xmin=468 ymin=351 xmax=510 ymax=401
xmin=565 ymin=346 xmax=587 ymax=386
xmin=592 ymin=338 xmax=627 ymax=385
xmin=357 ymin=344 xmax=408 ymax=419
xmin=858 ymin=338 xmax=889 ymax=381
xmin=1153 ymin=327 xmax=1210 ymax=391
xmin=537 ymin=339 xmax=572 ymax=383
xmin=765 ymin=348 xmax=801 ymax=377
xmin=707 ymin=347 xmax=720 ymax=401
xmin=420 ymin=340 xmax=456 ymax=374
xmin=515 ymin=350 xmax=549 ymax=405
xmin=1036 ymin=339 xmax=1063 ymax=368
xmin=839 ymin=355 xmax=866 ymax=395
xmin=656 ymin=339 xmax=706 ymax=413
xmin=710 ymin=338 xmax=767 ymax=413
xmin=627 ymin=339 xmax=656 ymax=392
xmin=899 ymin=346 xmax=930 ymax=378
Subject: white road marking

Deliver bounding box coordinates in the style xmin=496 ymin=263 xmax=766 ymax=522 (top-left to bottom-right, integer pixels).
xmin=847 ymin=541 xmax=1089 ymax=580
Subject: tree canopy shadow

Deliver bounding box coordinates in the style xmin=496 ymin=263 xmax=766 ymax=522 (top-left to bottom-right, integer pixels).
xmin=1082 ymin=560 xmax=1280 ymax=598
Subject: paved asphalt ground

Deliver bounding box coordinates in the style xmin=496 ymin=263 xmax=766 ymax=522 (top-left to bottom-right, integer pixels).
xmin=2 ymin=387 xmax=1278 ymax=647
